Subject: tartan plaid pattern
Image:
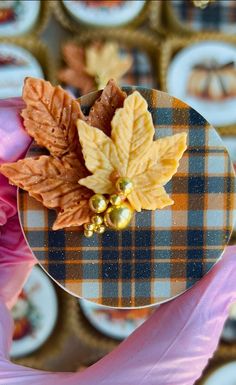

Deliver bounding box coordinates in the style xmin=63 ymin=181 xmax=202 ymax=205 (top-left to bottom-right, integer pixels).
xmin=18 ymin=88 xmax=235 ymax=308
xmin=171 ymin=0 xmax=236 ymax=33
xmin=120 ymin=47 xmax=156 ymax=89
xmin=69 ymin=46 xmax=156 ymax=98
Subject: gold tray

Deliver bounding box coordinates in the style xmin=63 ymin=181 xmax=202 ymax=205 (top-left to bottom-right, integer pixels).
xmin=74 ymin=302 xmax=119 ymax=356
xmin=149 ymin=0 xmax=171 ymax=36
xmin=31 ymin=0 xmax=51 ymax=35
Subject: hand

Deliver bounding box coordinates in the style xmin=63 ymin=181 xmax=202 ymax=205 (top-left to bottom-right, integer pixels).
xmin=0 ymin=98 xmax=236 ymax=385
xmin=0 ymin=98 xmax=35 ymax=310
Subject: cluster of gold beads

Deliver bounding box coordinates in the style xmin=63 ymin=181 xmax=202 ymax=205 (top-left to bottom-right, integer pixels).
xmin=83 ymin=177 xmax=134 ymax=237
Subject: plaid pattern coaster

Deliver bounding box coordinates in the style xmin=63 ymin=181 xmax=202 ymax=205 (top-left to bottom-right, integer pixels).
xmin=171 ymin=0 xmax=236 ymax=33
xmin=18 ymin=87 xmax=235 ymax=308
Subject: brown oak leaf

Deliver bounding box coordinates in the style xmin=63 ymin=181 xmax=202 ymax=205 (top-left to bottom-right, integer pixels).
xmin=53 ymin=200 xmax=91 ymax=230
xmin=86 ymin=78 xmax=127 ymax=136
xmin=58 ymin=42 xmax=96 ymax=94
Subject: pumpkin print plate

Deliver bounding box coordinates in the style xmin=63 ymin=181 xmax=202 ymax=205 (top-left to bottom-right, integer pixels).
xmin=167 ymin=41 xmax=236 ymax=128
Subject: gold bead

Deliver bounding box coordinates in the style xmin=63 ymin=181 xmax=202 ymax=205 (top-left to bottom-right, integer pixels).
xmin=104 ymin=202 xmax=133 ymax=230
xmin=84 ymin=223 xmax=95 ymax=231
xmin=91 ymin=215 xmax=103 ymax=226
xmin=110 ymin=194 xmax=122 ymax=206
xmin=89 ymin=194 xmax=108 ymax=213
xmin=95 ymin=224 xmax=106 ymax=234
xmin=104 ymin=215 xmax=109 ymax=227
xmin=119 ymin=194 xmax=126 ymax=201
xmin=84 ymin=229 xmax=93 ymax=238
xmin=116 ymin=177 xmax=133 ymax=196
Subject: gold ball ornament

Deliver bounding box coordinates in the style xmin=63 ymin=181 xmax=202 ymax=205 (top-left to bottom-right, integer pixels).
xmin=89 ymin=194 xmax=108 ymax=213
xmin=91 ymin=214 xmax=103 ymax=226
xmin=84 ymin=229 xmax=94 ymax=238
xmin=116 ymin=177 xmax=133 ymax=196
xmin=95 ymin=224 xmax=106 ymax=234
xmin=104 ymin=202 xmax=133 ymax=230
xmin=110 ymin=194 xmax=122 ymax=206
xmin=84 ymin=223 xmax=95 ymax=231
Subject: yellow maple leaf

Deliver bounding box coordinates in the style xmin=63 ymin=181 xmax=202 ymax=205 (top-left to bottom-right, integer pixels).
xmin=85 ymin=42 xmax=132 ymax=90
xmin=77 ymin=91 xmax=187 ymax=212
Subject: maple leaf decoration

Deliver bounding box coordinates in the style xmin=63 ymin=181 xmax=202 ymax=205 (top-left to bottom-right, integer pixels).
xmin=58 ymin=41 xmax=132 ymax=94
xmin=0 ymin=77 xmax=127 ymax=230
xmin=85 ymin=42 xmax=133 ymax=90
xmin=77 ymin=91 xmax=187 ymax=212
xmin=58 ymin=42 xmax=95 ymax=95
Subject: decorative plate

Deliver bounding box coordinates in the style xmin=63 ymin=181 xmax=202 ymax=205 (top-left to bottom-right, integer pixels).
xmin=10 ymin=266 xmax=58 ymax=358
xmin=18 ymin=87 xmax=235 ymax=308
xmin=62 ymin=0 xmax=146 ymax=27
xmin=0 ymin=0 xmax=40 ymax=37
xmin=167 ymin=41 xmax=236 ymax=128
xmin=0 ymin=43 xmax=44 ymax=98
xmin=79 ymin=299 xmax=156 ymax=339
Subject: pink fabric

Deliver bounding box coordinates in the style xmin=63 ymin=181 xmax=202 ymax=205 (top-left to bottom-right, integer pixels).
xmin=0 ymin=98 xmax=236 ymax=385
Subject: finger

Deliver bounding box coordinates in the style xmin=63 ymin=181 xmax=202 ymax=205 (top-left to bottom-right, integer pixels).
xmin=0 ymin=214 xmax=36 ymax=309
xmin=0 ymin=97 xmax=31 ymax=164
xmin=0 ymin=98 xmax=35 ymax=308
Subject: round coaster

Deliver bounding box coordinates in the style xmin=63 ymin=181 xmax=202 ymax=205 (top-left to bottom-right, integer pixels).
xmin=62 ymin=0 xmax=146 ymax=27
xmin=167 ymin=41 xmax=236 ymax=128
xmin=10 ymin=266 xmax=58 ymax=358
xmin=79 ymin=299 xmax=156 ymax=339
xmin=0 ymin=1 xmax=40 ymax=37
xmin=18 ymin=87 xmax=235 ymax=308
xmin=202 ymin=362 xmax=236 ymax=385
xmin=0 ymin=43 xmax=44 ymax=98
